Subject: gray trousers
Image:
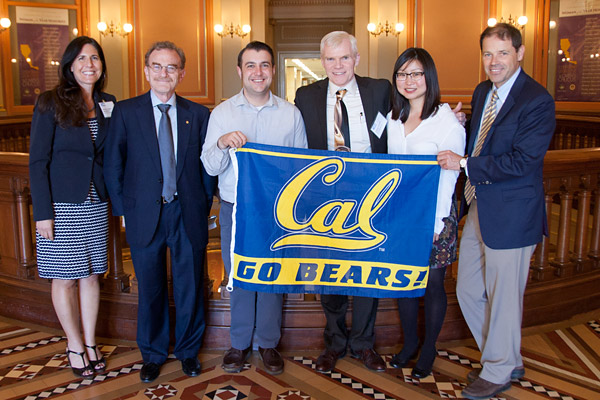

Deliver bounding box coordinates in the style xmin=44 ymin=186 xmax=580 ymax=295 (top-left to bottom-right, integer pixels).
xmin=220 ymin=201 xmax=283 ymax=350
xmin=457 ymin=201 xmax=535 ymax=384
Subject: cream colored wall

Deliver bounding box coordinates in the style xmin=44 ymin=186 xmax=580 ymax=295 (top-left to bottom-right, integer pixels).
xmin=357 ymin=0 xmax=407 ymax=81
xmin=0 ymin=0 xmax=542 ymax=112
xmin=213 ymin=0 xmax=269 ymax=102
xmin=91 ymin=0 xmax=130 ymax=101
xmin=497 ymin=0 xmax=535 ymax=76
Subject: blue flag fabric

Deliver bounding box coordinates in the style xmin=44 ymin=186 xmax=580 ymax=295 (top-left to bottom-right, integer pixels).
xmin=230 ymin=142 xmax=440 ymax=298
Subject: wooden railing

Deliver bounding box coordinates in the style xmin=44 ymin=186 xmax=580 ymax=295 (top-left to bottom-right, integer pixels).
xmin=1 ymin=124 xmax=600 ymax=348
xmin=550 ymin=115 xmax=600 ymax=150
xmin=1 ymin=114 xmax=598 ymax=155
xmin=0 ymin=152 xmax=130 ymax=292
xmin=532 ymin=148 xmax=600 ymax=280
xmin=0 ymin=119 xmax=30 ymax=153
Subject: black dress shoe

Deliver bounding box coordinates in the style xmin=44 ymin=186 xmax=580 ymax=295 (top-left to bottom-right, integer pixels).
xmin=140 ymin=362 xmax=161 ymax=382
xmin=315 ymin=349 xmax=346 ymax=373
xmin=181 ymin=357 xmax=201 ymax=377
xmin=411 ymin=366 xmax=431 ymax=379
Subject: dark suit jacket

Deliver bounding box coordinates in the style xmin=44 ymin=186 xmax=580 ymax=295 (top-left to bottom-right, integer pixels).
xmin=294 ymin=75 xmax=391 ymax=153
xmin=104 ymin=92 xmax=215 ymax=249
xmin=464 ymin=70 xmax=555 ymax=250
xmin=29 ymin=91 xmax=116 ymax=222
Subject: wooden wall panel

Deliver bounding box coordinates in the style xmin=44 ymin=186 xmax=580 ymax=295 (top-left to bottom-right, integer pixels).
xmin=131 ymin=0 xmax=214 ymax=104
xmin=416 ymin=0 xmax=489 ymax=101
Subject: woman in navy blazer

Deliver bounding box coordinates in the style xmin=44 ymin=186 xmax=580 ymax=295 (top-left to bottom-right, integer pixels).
xmin=29 ymin=36 xmax=115 ymax=378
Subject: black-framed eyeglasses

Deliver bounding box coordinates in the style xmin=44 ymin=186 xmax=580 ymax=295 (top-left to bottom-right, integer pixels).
xmin=149 ymin=63 xmax=179 ymax=74
xmin=395 ymin=71 xmax=425 ymax=81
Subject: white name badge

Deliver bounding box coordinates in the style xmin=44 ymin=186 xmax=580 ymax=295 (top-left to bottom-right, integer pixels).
xmin=370 ymin=112 xmax=387 ymax=138
xmin=99 ymin=101 xmax=114 ymax=118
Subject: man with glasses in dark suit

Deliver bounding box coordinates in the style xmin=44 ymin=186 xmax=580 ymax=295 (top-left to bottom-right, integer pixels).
xmin=105 ymin=41 xmax=215 ymax=383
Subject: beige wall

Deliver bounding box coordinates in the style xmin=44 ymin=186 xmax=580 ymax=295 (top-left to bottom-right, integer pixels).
xmin=0 ymin=0 xmax=562 ymax=113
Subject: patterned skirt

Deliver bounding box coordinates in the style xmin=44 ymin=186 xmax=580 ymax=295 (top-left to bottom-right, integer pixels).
xmin=428 ymin=197 xmax=458 ymax=269
xmin=36 ymin=190 xmax=109 ymax=280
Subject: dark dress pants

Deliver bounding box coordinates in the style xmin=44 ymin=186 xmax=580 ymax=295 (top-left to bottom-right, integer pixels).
xmin=130 ymin=199 xmax=205 ymax=364
xmin=321 ymin=294 xmax=378 ymax=354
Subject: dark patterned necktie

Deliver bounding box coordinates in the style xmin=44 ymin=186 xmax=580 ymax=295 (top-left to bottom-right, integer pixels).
xmin=334 ymin=89 xmax=350 ymax=151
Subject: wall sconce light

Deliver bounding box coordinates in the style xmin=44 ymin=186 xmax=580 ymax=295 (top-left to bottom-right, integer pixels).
xmin=487 ymin=15 xmax=528 ymax=30
xmin=0 ymin=17 xmax=11 ymax=32
xmin=97 ymin=21 xmax=133 ymax=37
xmin=214 ymin=23 xmax=251 ymax=38
xmin=367 ymin=21 xmax=404 ymax=37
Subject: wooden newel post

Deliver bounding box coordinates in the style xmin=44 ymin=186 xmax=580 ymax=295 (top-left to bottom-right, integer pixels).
xmin=588 ymin=186 xmax=600 ymax=268
xmin=532 ymin=179 xmax=553 ymax=281
xmin=103 ymin=205 xmax=130 ymax=293
xmin=572 ymin=175 xmax=591 ymax=271
xmin=551 ymin=178 xmax=574 ymax=277
xmin=12 ymin=177 xmax=36 ymax=279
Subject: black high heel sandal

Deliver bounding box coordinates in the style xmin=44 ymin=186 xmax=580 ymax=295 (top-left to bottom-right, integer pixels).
xmin=85 ymin=344 xmax=106 ymax=373
xmin=66 ymin=348 xmax=94 ymax=378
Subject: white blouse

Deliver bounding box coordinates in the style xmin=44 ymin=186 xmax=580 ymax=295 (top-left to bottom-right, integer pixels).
xmin=387 ymin=103 xmax=466 ymax=234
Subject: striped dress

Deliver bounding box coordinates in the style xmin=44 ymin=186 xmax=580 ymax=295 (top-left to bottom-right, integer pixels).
xmin=36 ymin=118 xmax=109 ymax=280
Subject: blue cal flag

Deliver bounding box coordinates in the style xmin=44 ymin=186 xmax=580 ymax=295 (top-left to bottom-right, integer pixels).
xmin=230 ymin=142 xmax=440 ymax=298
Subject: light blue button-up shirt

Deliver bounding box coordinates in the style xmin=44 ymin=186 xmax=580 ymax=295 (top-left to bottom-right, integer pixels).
xmin=201 ymin=90 xmax=308 ymax=203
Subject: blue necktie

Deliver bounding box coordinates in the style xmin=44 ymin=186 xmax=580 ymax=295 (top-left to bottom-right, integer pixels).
xmin=157 ymin=104 xmax=176 ymax=203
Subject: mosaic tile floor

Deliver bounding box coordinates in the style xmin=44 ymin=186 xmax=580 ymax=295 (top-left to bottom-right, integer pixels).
xmin=0 ymin=313 xmax=599 ymax=399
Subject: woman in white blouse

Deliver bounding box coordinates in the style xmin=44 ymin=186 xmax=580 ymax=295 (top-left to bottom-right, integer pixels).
xmin=387 ymin=48 xmax=465 ymax=378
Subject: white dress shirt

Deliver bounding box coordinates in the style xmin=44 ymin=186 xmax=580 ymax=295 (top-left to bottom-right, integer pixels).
xmin=326 ymin=77 xmax=371 ymax=153
xmin=387 ymin=103 xmax=466 ymax=234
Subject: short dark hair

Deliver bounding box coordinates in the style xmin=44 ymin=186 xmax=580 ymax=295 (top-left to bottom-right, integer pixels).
xmin=480 ymin=23 xmax=522 ymax=51
xmin=144 ymin=41 xmax=186 ymax=69
xmin=390 ymin=47 xmax=441 ymax=122
xmin=237 ymin=41 xmax=274 ymax=67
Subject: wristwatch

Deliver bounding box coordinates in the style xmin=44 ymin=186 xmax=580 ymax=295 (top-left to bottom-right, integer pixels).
xmin=459 ymin=157 xmax=468 ymax=170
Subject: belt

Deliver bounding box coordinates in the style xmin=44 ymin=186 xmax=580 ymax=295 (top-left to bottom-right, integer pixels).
xmin=162 ymin=194 xmax=178 ymax=204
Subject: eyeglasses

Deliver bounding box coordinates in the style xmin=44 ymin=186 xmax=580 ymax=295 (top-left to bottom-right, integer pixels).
xmin=395 ymin=71 xmax=425 ymax=81
xmin=148 ymin=63 xmax=179 ymax=74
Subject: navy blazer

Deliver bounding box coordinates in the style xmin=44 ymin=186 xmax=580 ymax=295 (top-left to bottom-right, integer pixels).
xmin=103 ymin=92 xmax=215 ymax=249
xmin=294 ymin=75 xmax=391 ymax=153
xmin=29 ymin=91 xmax=116 ymax=222
xmin=464 ymin=70 xmax=555 ymax=249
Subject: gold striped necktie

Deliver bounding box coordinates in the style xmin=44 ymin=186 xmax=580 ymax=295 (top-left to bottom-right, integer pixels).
xmin=464 ymin=90 xmax=499 ymax=205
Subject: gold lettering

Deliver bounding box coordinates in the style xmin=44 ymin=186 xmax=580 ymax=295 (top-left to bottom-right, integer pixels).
xmin=272 ymin=157 xmax=400 ymax=251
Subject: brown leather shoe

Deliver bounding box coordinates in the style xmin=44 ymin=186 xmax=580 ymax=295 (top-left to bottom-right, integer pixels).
xmin=462 ymin=377 xmax=511 ymax=399
xmin=222 ymin=347 xmax=251 ymax=373
xmin=315 ymin=349 xmax=345 ymax=373
xmin=351 ymin=348 xmax=386 ymax=372
xmin=258 ymin=347 xmax=284 ymax=375
xmin=467 ymin=366 xmax=525 ymax=383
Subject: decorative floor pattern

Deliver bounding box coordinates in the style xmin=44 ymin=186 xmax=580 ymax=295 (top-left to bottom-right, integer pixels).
xmin=0 ymin=314 xmax=599 ymax=399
